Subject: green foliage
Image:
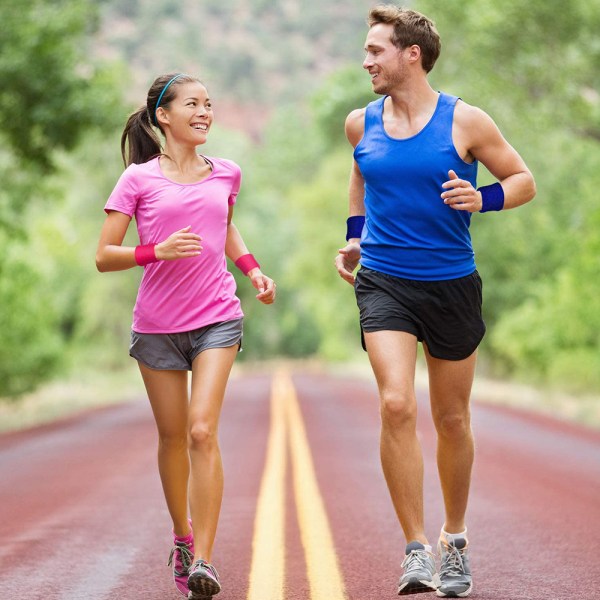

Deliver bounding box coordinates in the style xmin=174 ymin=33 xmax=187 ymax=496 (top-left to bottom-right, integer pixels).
xmin=412 ymin=0 xmax=600 ymax=389
xmin=50 ymin=130 xmax=140 ymax=369
xmin=2 ymin=0 xmax=600 ymax=401
xmin=490 ymin=205 xmax=600 ymax=390
xmin=0 ymin=0 xmax=122 ymax=172
xmin=311 ymin=66 xmax=377 ymax=148
xmin=284 ymin=150 xmax=362 ymax=359
xmin=0 ymin=237 xmax=64 ymax=397
xmin=0 ymin=0 xmax=124 ymax=397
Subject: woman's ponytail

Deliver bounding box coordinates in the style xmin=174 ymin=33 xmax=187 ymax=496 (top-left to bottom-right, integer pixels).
xmin=120 ymin=106 xmax=161 ymax=167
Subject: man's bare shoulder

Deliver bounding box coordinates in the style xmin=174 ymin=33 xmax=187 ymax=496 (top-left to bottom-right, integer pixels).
xmin=454 ymin=99 xmax=497 ymax=134
xmin=346 ymin=107 xmax=367 ymax=122
xmin=345 ymin=107 xmax=367 ymax=147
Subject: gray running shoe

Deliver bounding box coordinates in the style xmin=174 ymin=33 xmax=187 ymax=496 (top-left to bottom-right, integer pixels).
xmin=436 ymin=537 xmax=472 ymax=598
xmin=187 ymin=559 xmax=221 ymax=599
xmin=398 ymin=541 xmax=439 ymax=595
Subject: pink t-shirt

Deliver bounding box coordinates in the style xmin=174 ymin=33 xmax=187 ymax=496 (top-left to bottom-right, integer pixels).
xmin=104 ymin=155 xmax=244 ymax=333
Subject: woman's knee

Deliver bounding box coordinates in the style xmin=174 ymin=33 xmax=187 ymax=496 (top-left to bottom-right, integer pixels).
xmin=188 ymin=420 xmax=219 ymax=451
xmin=157 ymin=430 xmax=187 ymax=452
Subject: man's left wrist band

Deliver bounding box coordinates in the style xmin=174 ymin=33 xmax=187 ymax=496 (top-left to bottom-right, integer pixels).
xmin=235 ymin=253 xmax=260 ymax=275
xmin=346 ymin=215 xmax=365 ymax=241
xmin=478 ymin=182 xmax=505 ymax=213
xmin=134 ymin=244 xmax=158 ymax=266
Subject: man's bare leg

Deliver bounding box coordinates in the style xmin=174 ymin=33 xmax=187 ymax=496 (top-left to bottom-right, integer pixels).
xmin=365 ymin=330 xmax=427 ymax=544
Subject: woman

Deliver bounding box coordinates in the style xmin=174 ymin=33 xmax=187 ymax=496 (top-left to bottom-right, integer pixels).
xmin=96 ymin=73 xmax=276 ymax=599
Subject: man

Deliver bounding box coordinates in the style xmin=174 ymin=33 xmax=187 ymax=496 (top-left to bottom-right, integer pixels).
xmin=335 ymin=5 xmax=535 ymax=598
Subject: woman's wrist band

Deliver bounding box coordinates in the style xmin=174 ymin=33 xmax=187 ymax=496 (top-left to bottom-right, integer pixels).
xmin=478 ymin=182 xmax=505 ymax=213
xmin=235 ymin=253 xmax=260 ymax=275
xmin=134 ymin=244 xmax=158 ymax=266
xmin=346 ymin=215 xmax=365 ymax=241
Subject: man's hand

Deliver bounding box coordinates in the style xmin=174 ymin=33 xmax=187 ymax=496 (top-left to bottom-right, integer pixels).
xmin=335 ymin=242 xmax=361 ymax=285
xmin=441 ymin=170 xmax=482 ymax=212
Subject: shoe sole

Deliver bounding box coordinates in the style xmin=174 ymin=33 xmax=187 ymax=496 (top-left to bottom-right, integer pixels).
xmin=398 ymin=578 xmax=439 ymax=595
xmin=436 ymin=584 xmax=472 ymax=598
xmin=188 ymin=573 xmax=221 ymax=597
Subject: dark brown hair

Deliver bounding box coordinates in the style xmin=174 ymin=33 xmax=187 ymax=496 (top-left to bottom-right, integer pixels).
xmin=368 ymin=5 xmax=441 ymax=73
xmin=120 ymin=73 xmax=202 ymax=166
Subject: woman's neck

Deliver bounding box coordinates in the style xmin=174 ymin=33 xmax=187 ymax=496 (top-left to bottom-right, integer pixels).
xmin=161 ymin=144 xmax=203 ymax=173
xmin=159 ymin=144 xmax=212 ymax=184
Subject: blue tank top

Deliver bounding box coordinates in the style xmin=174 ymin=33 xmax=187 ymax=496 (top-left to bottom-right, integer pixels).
xmin=354 ymin=93 xmax=478 ymax=281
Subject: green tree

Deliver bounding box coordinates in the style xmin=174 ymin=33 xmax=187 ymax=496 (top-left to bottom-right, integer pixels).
xmin=0 ymin=0 xmax=122 ymax=397
xmin=311 ymin=66 xmax=377 ymax=148
xmin=0 ymin=0 xmax=121 ymax=173
xmin=415 ymin=0 xmax=600 ymax=385
xmin=490 ymin=173 xmax=600 ymax=390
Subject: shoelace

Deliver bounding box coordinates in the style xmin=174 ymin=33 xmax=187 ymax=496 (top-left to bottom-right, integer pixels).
xmin=401 ymin=549 xmax=431 ymax=571
xmin=439 ymin=544 xmax=466 ymax=578
xmin=191 ymin=559 xmax=220 ymax=582
xmin=168 ymin=541 xmax=194 ymax=572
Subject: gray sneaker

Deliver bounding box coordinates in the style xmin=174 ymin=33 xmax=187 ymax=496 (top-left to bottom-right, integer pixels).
xmin=187 ymin=559 xmax=221 ymax=599
xmin=398 ymin=541 xmax=439 ymax=595
xmin=436 ymin=537 xmax=472 ymax=597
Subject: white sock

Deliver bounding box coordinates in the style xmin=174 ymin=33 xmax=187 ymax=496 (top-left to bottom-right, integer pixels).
xmin=441 ymin=528 xmax=468 ymax=545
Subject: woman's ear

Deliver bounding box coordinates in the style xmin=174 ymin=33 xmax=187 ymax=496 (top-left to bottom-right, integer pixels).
xmin=156 ymin=106 xmax=169 ymax=127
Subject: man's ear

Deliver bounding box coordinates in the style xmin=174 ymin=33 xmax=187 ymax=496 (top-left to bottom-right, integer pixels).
xmin=406 ymin=44 xmax=422 ymax=64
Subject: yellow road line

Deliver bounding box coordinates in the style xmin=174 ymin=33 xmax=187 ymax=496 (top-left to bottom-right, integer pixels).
xmin=247 ymin=370 xmax=347 ymax=600
xmin=283 ymin=371 xmax=347 ymax=600
xmin=247 ymin=373 xmax=287 ymax=600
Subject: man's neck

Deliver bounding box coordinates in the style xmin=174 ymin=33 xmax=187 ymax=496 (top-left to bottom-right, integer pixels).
xmin=386 ymin=78 xmax=438 ymax=119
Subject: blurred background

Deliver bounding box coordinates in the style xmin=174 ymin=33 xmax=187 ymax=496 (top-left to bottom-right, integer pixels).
xmin=1 ymin=0 xmax=599 ymax=428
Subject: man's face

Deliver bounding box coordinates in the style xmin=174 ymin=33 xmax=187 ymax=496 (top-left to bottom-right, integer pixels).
xmin=363 ymin=23 xmax=407 ymax=95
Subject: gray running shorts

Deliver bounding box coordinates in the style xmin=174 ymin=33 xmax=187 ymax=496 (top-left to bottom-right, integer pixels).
xmin=129 ymin=318 xmax=243 ymax=371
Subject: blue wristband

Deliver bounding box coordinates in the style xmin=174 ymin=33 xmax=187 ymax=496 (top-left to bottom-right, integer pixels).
xmin=478 ymin=182 xmax=505 ymax=213
xmin=346 ymin=215 xmax=365 ymax=241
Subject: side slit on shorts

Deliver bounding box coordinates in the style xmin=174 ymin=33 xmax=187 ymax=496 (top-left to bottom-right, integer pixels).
xmin=129 ymin=318 xmax=243 ymax=371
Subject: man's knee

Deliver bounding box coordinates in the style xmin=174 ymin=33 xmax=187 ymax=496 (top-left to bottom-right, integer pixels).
xmin=434 ymin=411 xmax=471 ymax=439
xmin=380 ymin=388 xmax=417 ymax=428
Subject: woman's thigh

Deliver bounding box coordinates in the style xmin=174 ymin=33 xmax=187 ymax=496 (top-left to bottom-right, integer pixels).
xmin=138 ymin=363 xmax=189 ymax=438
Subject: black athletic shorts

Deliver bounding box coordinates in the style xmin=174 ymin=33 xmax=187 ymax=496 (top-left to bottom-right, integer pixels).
xmin=354 ymin=266 xmax=486 ymax=361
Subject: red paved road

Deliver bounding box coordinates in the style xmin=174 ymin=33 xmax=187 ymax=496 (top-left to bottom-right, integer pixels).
xmin=1 ymin=370 xmax=599 ymax=600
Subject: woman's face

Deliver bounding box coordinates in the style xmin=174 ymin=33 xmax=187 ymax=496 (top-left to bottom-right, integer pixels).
xmin=157 ymin=81 xmax=213 ymax=145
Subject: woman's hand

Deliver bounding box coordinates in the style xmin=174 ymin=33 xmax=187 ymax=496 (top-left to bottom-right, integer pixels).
xmin=155 ymin=226 xmax=203 ymax=260
xmin=248 ymin=269 xmax=276 ymax=304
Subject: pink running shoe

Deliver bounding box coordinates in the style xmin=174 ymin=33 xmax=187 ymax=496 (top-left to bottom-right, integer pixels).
xmin=167 ymin=523 xmax=195 ymax=597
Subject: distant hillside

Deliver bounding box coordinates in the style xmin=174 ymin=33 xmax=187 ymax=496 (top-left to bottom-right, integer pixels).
xmin=95 ymin=0 xmax=381 ymax=135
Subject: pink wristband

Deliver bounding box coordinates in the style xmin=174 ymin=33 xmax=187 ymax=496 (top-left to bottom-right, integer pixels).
xmin=134 ymin=244 xmax=158 ymax=266
xmin=235 ymin=253 xmax=260 ymax=275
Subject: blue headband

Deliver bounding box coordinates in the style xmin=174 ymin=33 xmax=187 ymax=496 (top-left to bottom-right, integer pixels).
xmin=153 ymin=74 xmax=187 ymax=126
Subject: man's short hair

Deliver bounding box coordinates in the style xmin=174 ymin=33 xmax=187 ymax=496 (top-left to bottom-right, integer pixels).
xmin=368 ymin=5 xmax=441 ymax=72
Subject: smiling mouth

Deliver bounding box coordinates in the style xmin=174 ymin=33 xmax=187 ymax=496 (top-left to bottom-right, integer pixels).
xmin=191 ymin=123 xmax=208 ymax=131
